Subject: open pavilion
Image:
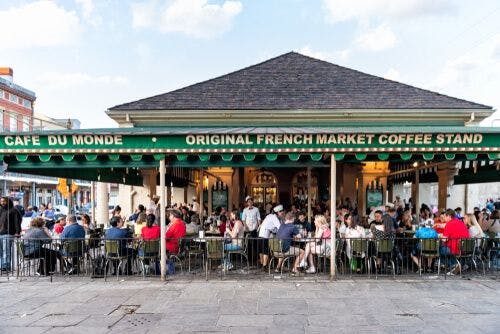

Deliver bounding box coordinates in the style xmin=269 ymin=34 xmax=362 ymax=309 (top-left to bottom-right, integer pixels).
xmin=1 ymin=52 xmax=499 ymax=279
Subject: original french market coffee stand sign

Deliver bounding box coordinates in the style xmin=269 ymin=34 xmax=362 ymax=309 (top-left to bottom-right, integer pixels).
xmin=0 ymin=132 xmax=498 ymax=154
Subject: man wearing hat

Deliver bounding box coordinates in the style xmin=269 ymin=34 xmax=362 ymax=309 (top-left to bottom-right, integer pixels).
xmin=258 ymin=204 xmax=284 ymax=268
xmin=242 ymin=196 xmax=261 ymax=263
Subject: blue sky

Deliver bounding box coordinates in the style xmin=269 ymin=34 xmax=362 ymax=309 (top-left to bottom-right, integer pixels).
xmin=0 ymin=0 xmax=499 ymax=128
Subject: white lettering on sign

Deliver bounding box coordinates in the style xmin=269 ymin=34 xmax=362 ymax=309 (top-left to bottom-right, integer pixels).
xmin=183 ymin=134 xmax=485 ymax=147
xmin=4 ymin=135 xmax=40 ymax=146
xmin=71 ymin=134 xmax=123 ymax=146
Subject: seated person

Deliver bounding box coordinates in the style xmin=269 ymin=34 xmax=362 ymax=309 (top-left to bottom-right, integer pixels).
xmin=139 ymin=214 xmax=160 ymax=258
xmin=59 ymin=215 xmax=86 ymax=273
xmin=218 ymin=215 xmax=228 ymax=236
xmin=300 ymin=215 xmax=331 ymax=274
xmin=141 ymin=214 xmax=160 ymax=241
xmin=410 ymin=219 xmax=438 ymax=272
xmin=294 ymin=211 xmax=313 ymax=234
xmin=52 ymin=215 xmax=67 ymax=235
xmin=276 ymin=211 xmax=305 ymax=275
xmin=165 ymin=209 xmax=187 ymax=255
xmin=22 ymin=217 xmax=60 ymax=275
xmin=105 ymin=216 xmax=136 ymax=274
xmin=81 ymin=214 xmax=95 ymax=234
xmin=222 ymin=214 xmax=245 ymax=270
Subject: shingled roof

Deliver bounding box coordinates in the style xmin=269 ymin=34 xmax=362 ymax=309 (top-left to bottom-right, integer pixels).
xmin=109 ymin=52 xmax=491 ymax=111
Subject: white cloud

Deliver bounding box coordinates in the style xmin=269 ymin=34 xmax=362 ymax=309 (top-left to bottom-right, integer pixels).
xmin=323 ymin=0 xmax=455 ymax=23
xmin=431 ymin=56 xmax=478 ymax=90
xmin=355 ymin=24 xmax=396 ymax=51
xmin=132 ymin=0 xmax=243 ymax=39
xmin=75 ymin=0 xmax=102 ymax=26
xmin=35 ymin=72 xmax=129 ymax=90
xmin=384 ymin=68 xmax=401 ymax=81
xmin=0 ymin=1 xmax=81 ymax=50
xmin=298 ymin=46 xmax=350 ymax=62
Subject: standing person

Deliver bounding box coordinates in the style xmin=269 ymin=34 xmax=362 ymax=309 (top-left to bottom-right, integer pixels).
xmin=191 ymin=196 xmax=200 ymax=214
xmin=165 ymin=210 xmax=186 ymax=255
xmin=258 ymin=205 xmax=284 ymax=269
xmin=43 ymin=203 xmax=55 ymax=222
xmin=0 ymin=197 xmax=21 ymax=272
xmin=241 ymin=196 xmax=261 ymax=264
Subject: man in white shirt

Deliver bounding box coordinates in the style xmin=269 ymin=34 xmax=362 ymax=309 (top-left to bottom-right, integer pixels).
xmin=241 ymin=196 xmax=261 ymax=263
xmin=258 ymin=204 xmax=284 ymax=268
xmin=242 ymin=196 xmax=261 ymax=234
xmin=191 ymin=196 xmax=200 ymax=214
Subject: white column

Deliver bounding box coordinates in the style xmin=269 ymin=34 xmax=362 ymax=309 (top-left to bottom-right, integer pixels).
xmin=160 ymin=159 xmax=167 ymax=281
xmin=96 ymin=182 xmax=109 ymax=227
xmin=330 ymin=155 xmax=337 ymax=279
xmin=307 ymin=167 xmax=312 ymax=222
xmin=90 ymin=182 xmax=96 ymax=224
xmin=199 ymin=168 xmax=204 ymax=219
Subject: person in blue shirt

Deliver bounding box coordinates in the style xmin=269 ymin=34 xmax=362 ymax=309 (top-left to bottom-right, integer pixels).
xmin=105 ymin=216 xmax=135 ymax=274
xmin=43 ymin=203 xmax=55 ymax=221
xmin=59 ymin=214 xmax=85 ymax=274
xmin=276 ymin=212 xmax=304 ymax=275
xmin=410 ymin=219 xmax=438 ymax=272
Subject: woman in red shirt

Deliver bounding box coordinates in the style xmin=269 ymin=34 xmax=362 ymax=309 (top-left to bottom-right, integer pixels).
xmin=166 ymin=210 xmax=186 ymax=254
xmin=141 ymin=214 xmax=160 ymax=240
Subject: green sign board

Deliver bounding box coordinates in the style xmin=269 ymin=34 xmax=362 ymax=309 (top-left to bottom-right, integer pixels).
xmin=0 ymin=132 xmax=498 ymax=154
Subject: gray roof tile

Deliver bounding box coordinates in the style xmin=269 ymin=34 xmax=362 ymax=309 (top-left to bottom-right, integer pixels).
xmin=109 ymin=52 xmax=491 ymax=111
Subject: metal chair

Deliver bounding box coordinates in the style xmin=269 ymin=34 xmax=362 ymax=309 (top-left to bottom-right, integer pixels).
xmin=226 ymin=234 xmax=249 ymax=273
xmin=455 ymin=238 xmax=476 ymax=276
xmin=268 ymin=238 xmax=295 ymax=276
xmin=316 ymin=239 xmax=344 ymax=275
xmin=350 ymin=239 xmax=370 ymax=276
xmin=184 ymin=238 xmax=205 ymax=273
xmin=371 ymin=239 xmax=395 ymax=279
xmin=168 ymin=239 xmax=184 ymax=274
xmin=205 ymin=238 xmax=224 ymax=280
xmin=419 ymin=238 xmax=440 ymax=276
xmin=61 ymin=240 xmax=86 ymax=275
xmin=138 ymin=239 xmax=160 ymax=277
xmin=16 ymin=241 xmax=43 ymax=278
xmin=104 ymin=240 xmax=129 ymax=281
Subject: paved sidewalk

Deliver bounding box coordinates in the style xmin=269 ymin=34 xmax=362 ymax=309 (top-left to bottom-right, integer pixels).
xmin=0 ymin=278 xmax=498 ymax=333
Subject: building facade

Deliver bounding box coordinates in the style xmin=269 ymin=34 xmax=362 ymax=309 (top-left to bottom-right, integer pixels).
xmin=0 ymin=67 xmax=90 ymax=208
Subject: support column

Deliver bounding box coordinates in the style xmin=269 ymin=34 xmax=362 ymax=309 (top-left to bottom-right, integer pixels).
xmin=199 ymin=168 xmax=204 ymax=220
xmin=160 ymin=159 xmax=167 ymax=281
xmin=90 ymin=182 xmax=96 ymax=224
xmin=142 ymin=168 xmax=158 ymax=197
xmin=414 ymin=168 xmax=419 ymax=213
xmin=437 ymin=163 xmax=453 ymax=211
xmin=330 ymin=155 xmax=337 ymax=280
xmin=96 ymin=182 xmax=109 ymax=227
xmin=31 ymin=182 xmax=36 ymax=207
xmin=307 ymin=167 xmax=312 ymax=222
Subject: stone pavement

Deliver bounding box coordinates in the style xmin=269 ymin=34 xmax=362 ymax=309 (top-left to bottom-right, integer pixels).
xmin=0 ymin=277 xmax=498 ymax=334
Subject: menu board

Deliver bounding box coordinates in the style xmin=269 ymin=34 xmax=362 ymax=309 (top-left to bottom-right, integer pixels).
xmin=212 ymin=190 xmax=228 ymax=210
xmin=366 ymin=188 xmax=383 ymax=209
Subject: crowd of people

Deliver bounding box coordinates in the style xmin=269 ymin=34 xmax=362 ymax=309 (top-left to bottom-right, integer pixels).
xmin=1 ymin=192 xmax=499 ymax=277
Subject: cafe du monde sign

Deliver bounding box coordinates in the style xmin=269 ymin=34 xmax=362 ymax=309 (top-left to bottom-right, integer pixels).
xmin=0 ymin=132 xmax=496 ymax=153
